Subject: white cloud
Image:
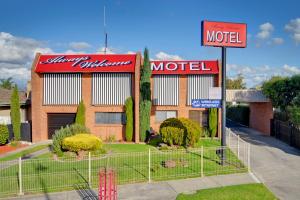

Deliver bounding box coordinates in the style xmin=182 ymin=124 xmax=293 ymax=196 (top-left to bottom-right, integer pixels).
xmin=155 ymin=51 xmax=183 ymax=60
xmin=64 ymin=49 xmax=86 ymax=54
xmin=285 ymin=18 xmax=300 ymax=44
xmin=256 ymin=22 xmax=274 ymax=39
xmin=69 ymin=42 xmax=91 ymax=50
xmin=97 ymin=47 xmax=116 ymax=54
xmin=283 ymin=64 xmax=300 ymax=74
xmin=272 ymin=37 xmax=284 ymax=45
xmin=227 ymin=63 xmax=300 ymax=87
xmin=0 ymin=32 xmax=54 ymax=89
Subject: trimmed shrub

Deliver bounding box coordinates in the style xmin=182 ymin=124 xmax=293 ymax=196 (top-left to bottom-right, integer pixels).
xmin=75 ymin=100 xmax=86 ymax=126
xmin=179 ymin=118 xmax=202 ymax=146
xmin=52 ymin=124 xmax=90 ymax=156
xmin=159 ymin=118 xmax=202 ymax=147
xmin=0 ymin=124 xmax=9 ymax=145
xmin=125 ymin=97 xmax=134 ymax=142
xmin=62 ymin=134 xmax=102 ymax=153
xmin=10 ymin=86 xmax=21 ymax=141
xmin=161 ymin=126 xmax=185 ymax=146
xmin=209 ymin=108 xmax=218 ymax=138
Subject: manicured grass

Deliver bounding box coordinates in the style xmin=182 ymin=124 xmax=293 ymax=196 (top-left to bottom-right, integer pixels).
xmin=193 ymin=138 xmax=221 ymax=148
xmin=0 ymin=142 xmax=246 ymax=197
xmin=176 ymin=183 xmax=277 ymax=200
xmin=0 ymin=144 xmax=50 ymax=161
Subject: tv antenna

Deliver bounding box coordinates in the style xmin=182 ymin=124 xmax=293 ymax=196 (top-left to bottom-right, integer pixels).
xmin=103 ymin=6 xmax=108 ymax=54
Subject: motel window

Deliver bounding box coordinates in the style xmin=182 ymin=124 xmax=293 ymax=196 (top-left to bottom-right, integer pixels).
xmin=187 ymin=75 xmax=214 ymax=105
xmin=155 ymin=111 xmax=177 ymax=123
xmin=189 ymin=110 xmax=208 ymax=127
xmin=43 ymin=73 xmax=82 ymax=105
xmin=153 ymin=75 xmax=179 ymax=106
xmin=92 ymin=73 xmax=132 ymax=105
xmin=95 ymin=112 xmax=126 ymax=125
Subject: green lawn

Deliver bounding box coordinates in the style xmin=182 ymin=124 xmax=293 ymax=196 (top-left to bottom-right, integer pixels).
xmin=176 ymin=184 xmax=277 ymax=200
xmin=0 ymin=142 xmax=246 ymax=197
xmin=0 ymin=144 xmax=50 ymax=161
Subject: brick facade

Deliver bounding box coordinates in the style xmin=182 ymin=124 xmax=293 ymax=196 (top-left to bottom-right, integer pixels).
xmin=249 ymin=102 xmax=273 ymax=135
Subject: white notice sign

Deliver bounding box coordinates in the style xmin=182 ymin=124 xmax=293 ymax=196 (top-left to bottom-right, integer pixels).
xmin=209 ymin=87 xmax=221 ymax=100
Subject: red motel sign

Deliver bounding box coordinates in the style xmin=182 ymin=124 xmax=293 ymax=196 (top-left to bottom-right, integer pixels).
xmin=150 ymin=60 xmax=219 ymax=74
xmin=202 ymin=21 xmax=247 ymax=48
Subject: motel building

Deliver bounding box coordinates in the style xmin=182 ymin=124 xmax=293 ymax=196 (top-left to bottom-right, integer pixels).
xmin=31 ymin=53 xmax=221 ymax=142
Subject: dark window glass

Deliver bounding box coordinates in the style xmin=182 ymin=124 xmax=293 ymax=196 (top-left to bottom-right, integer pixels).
xmin=95 ymin=112 xmax=126 ymax=124
xmin=155 ymin=111 xmax=177 ymax=123
xmin=189 ymin=110 xmax=208 ymax=127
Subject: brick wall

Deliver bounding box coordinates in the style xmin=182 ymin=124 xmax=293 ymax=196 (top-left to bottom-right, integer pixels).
xmin=249 ymin=102 xmax=273 ymax=135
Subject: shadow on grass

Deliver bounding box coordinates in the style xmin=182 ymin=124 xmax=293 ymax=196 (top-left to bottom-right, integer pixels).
xmin=73 ymin=168 xmax=98 ymax=200
xmin=33 ymin=161 xmax=50 ymax=200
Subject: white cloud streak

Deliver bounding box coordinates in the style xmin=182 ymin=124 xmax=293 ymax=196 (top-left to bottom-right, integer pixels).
xmin=285 ymin=18 xmax=300 ymax=44
xmin=155 ymin=52 xmax=183 ymax=60
xmin=256 ymin=22 xmax=274 ymax=39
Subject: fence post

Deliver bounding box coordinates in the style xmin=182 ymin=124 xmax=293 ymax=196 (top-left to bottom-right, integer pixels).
xmin=201 ymin=146 xmax=204 ymax=177
xmin=247 ymin=143 xmax=251 ymax=172
xmin=148 ymin=148 xmax=151 ymax=183
xmin=237 ymin=135 xmax=240 ymax=159
xmin=228 ymin=131 xmax=231 ymax=148
xmin=88 ymin=152 xmax=91 ymax=187
xmin=18 ymin=157 xmax=23 ymax=195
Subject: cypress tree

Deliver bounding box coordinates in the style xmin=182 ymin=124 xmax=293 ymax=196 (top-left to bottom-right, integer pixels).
xmin=139 ymin=48 xmax=152 ymax=141
xmin=75 ymin=100 xmax=85 ymax=126
xmin=209 ymin=108 xmax=218 ymax=138
xmin=10 ymin=86 xmax=21 ymax=141
xmin=125 ymin=97 xmax=134 ymax=141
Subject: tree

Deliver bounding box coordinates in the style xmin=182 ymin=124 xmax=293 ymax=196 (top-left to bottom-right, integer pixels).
xmin=0 ymin=77 xmax=14 ymax=89
xmin=226 ymin=74 xmax=246 ymax=89
xmin=208 ymin=108 xmax=218 ymax=138
xmin=139 ymin=48 xmax=152 ymax=142
xmin=10 ymin=86 xmax=21 ymax=141
xmin=125 ymin=97 xmax=134 ymax=142
xmin=75 ymin=100 xmax=85 ymax=126
xmin=262 ymin=75 xmax=300 ymax=110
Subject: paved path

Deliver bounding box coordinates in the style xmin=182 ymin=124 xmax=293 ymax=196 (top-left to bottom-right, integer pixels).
xmin=5 ymin=173 xmax=256 ymax=200
xmin=227 ymin=121 xmax=300 ymax=200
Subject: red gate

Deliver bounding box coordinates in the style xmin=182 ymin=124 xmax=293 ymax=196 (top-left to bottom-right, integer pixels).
xmin=98 ymin=168 xmax=117 ymax=200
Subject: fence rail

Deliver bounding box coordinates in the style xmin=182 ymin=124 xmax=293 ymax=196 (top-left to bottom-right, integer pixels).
xmin=0 ymin=137 xmax=250 ymax=198
xmin=271 ymin=119 xmax=300 ymax=149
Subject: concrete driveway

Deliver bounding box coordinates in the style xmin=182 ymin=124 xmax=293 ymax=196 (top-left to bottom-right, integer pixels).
xmin=227 ymin=120 xmax=300 ymax=200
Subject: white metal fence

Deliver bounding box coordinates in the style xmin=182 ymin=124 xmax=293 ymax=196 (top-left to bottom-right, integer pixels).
xmin=0 ymin=137 xmax=250 ymax=198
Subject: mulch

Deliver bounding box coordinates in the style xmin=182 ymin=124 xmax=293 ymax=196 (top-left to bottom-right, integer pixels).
xmin=0 ymin=143 xmax=28 ymax=155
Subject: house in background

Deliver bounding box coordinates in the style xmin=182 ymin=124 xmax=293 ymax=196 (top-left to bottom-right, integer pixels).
xmin=0 ymin=87 xmax=31 ymax=124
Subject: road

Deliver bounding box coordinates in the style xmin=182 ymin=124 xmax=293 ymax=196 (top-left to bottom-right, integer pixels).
xmin=227 ymin=120 xmax=300 ymax=200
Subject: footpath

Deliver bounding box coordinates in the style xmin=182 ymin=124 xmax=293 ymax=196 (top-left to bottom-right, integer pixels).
xmin=6 ymin=173 xmax=257 ymax=200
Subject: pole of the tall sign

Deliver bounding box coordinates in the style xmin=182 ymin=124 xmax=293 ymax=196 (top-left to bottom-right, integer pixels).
xmin=221 ymin=46 xmax=227 ymax=165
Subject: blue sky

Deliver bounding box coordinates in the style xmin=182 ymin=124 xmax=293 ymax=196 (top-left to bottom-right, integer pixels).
xmin=0 ymin=0 xmax=299 ymax=88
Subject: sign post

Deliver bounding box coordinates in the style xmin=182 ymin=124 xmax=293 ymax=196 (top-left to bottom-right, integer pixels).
xmin=202 ymin=20 xmax=247 ymax=164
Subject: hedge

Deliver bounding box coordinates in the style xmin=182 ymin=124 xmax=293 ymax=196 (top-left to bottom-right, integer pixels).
xmin=125 ymin=97 xmax=134 ymax=142
xmin=62 ymin=134 xmax=102 ymax=153
xmin=159 ymin=118 xmax=202 ymax=147
xmin=226 ymin=105 xmax=250 ymax=126
xmin=0 ymin=124 xmax=9 ymax=145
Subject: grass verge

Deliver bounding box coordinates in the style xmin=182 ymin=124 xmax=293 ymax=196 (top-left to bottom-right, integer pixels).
xmin=176 ymin=183 xmax=277 ymax=200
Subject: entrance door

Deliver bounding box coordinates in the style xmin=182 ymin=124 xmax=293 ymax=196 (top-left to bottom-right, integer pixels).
xmin=47 ymin=113 xmax=76 ymax=139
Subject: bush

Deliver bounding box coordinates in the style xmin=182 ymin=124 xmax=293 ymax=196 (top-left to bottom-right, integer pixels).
xmin=179 ymin=118 xmax=202 ymax=146
xmin=75 ymin=100 xmax=86 ymax=126
xmin=62 ymin=134 xmax=102 ymax=153
xmin=52 ymin=124 xmax=90 ymax=156
xmin=160 ymin=126 xmax=185 ymax=146
xmin=0 ymin=124 xmax=9 ymax=145
xmin=10 ymin=86 xmax=21 ymax=141
xmin=125 ymin=97 xmax=134 ymax=142
xmin=226 ymin=105 xmax=250 ymax=126
xmin=159 ymin=118 xmax=202 ymax=147
xmin=209 ymin=108 xmax=218 ymax=138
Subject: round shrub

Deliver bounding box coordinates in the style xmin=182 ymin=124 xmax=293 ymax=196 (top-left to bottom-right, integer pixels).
xmin=160 ymin=126 xmax=184 ymax=146
xmin=62 ymin=134 xmax=102 ymax=153
xmin=52 ymin=124 xmax=90 ymax=156
xmin=159 ymin=118 xmax=202 ymax=147
xmin=0 ymin=124 xmax=9 ymax=145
